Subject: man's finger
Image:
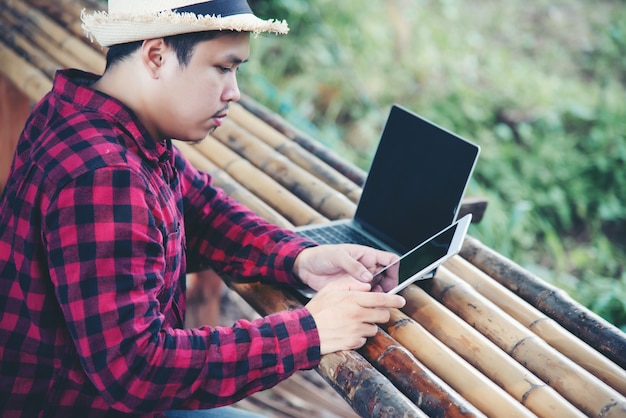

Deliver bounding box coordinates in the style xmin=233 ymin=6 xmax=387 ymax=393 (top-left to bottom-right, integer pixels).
xmin=354 ymin=291 xmax=406 ymax=309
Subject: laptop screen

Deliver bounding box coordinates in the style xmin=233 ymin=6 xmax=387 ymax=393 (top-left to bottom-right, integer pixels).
xmin=354 ymin=105 xmax=480 ymax=254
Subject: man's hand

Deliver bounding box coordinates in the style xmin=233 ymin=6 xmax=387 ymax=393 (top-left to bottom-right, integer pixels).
xmin=305 ymin=278 xmax=406 ymax=354
xmin=293 ymin=244 xmax=399 ymax=292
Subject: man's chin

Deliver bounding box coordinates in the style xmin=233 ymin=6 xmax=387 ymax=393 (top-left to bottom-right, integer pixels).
xmin=186 ymin=136 xmax=208 ymax=145
xmin=180 ymin=127 xmax=216 ymax=144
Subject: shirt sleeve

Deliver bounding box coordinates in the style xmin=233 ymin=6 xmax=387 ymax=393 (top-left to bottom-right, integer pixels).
xmin=174 ymin=147 xmax=318 ymax=285
xmin=43 ymin=166 xmax=320 ymax=413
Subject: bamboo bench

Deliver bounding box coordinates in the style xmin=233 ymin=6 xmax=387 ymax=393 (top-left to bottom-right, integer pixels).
xmin=1 ymin=1 xmax=625 ymax=417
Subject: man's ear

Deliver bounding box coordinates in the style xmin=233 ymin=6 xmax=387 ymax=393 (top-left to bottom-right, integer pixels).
xmin=141 ymin=38 xmax=168 ymax=78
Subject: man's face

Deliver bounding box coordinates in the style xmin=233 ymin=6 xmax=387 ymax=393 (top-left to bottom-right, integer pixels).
xmin=154 ymin=32 xmax=250 ymax=142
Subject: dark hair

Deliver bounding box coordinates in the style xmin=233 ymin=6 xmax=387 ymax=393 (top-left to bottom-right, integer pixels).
xmin=104 ymin=31 xmax=224 ymax=71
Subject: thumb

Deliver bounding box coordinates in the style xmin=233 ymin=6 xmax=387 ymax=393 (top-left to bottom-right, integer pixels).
xmin=333 ymin=251 xmax=374 ymax=283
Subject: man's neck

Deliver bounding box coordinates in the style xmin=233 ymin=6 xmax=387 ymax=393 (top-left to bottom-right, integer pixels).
xmin=91 ymin=66 xmax=161 ymax=141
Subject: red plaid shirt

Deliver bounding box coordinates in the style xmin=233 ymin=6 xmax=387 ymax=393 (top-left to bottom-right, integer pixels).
xmin=0 ymin=69 xmax=320 ymax=417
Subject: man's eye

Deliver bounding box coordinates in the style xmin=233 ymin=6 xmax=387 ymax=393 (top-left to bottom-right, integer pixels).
xmin=218 ymin=66 xmax=231 ymax=73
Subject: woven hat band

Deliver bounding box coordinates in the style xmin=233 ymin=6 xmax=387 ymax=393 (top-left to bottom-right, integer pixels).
xmin=173 ymin=0 xmax=252 ymax=17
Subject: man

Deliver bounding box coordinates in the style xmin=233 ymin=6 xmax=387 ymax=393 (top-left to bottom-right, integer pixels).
xmin=0 ymin=1 xmax=405 ymax=417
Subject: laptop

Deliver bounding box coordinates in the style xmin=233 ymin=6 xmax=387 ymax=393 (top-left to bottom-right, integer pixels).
xmin=295 ymin=104 xmax=480 ymax=255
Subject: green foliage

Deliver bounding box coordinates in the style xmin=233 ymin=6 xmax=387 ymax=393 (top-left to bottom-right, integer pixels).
xmin=242 ymin=0 xmax=626 ymax=328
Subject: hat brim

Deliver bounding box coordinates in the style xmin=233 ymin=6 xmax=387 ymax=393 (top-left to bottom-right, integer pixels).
xmin=81 ymin=9 xmax=289 ymax=47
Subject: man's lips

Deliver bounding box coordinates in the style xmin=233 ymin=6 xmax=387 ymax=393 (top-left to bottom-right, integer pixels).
xmin=212 ymin=111 xmax=228 ymax=127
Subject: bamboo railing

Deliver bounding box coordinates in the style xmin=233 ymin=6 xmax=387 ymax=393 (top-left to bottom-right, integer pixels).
xmin=2 ymin=1 xmax=626 ymax=417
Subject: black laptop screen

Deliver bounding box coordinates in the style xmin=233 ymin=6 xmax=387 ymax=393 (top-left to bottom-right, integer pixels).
xmin=354 ymin=105 xmax=480 ymax=253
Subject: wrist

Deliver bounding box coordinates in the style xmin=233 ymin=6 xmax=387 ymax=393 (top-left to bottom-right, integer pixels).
xmin=292 ymin=246 xmax=313 ymax=285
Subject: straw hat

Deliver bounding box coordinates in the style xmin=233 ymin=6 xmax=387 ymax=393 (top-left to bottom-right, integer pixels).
xmin=82 ymin=0 xmax=289 ymax=47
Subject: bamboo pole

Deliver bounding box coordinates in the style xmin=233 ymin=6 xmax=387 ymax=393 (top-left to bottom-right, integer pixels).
xmin=397 ymin=284 xmax=584 ymax=417
xmin=174 ymin=141 xmax=293 ymax=228
xmin=381 ymin=310 xmax=535 ymax=418
xmin=27 ymin=0 xmax=110 ymax=59
xmin=0 ymin=22 xmax=61 ymax=80
xmin=189 ymin=135 xmax=328 ymax=226
xmin=423 ymin=267 xmax=626 ymax=417
xmin=445 ymin=255 xmax=626 ymax=396
xmin=227 ymin=281 xmax=427 ymax=417
xmin=228 ymin=102 xmax=362 ymax=203
xmin=318 ymin=350 xmax=429 ymax=418
xmin=9 ymin=0 xmax=105 ymax=73
xmin=359 ymin=328 xmax=487 ymax=417
xmin=238 ymin=94 xmax=368 ymax=186
xmin=460 ymin=236 xmax=626 ymax=369
xmin=212 ymin=118 xmax=357 ymax=220
xmin=25 ymin=0 xmax=91 ymax=44
xmin=1 ymin=7 xmax=86 ymax=73
xmin=0 ymin=40 xmax=51 ymax=103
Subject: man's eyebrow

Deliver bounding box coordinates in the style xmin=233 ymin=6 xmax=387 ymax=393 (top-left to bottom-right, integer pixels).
xmin=225 ymin=54 xmax=248 ymax=65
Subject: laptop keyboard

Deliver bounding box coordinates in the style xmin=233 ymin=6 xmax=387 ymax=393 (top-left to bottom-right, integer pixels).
xmin=297 ymin=224 xmax=383 ymax=249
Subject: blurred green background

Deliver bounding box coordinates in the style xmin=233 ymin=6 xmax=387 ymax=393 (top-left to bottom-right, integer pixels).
xmin=242 ymin=0 xmax=626 ymax=330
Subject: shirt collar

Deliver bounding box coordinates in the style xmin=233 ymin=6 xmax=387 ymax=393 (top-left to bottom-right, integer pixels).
xmin=53 ymin=69 xmax=170 ymax=165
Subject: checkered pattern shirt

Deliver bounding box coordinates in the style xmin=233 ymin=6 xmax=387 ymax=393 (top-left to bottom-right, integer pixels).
xmin=0 ymin=69 xmax=320 ymax=417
